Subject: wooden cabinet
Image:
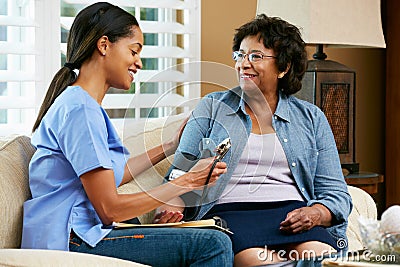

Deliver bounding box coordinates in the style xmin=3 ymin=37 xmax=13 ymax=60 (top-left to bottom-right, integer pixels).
xmin=385 ymin=0 xmax=400 ymax=206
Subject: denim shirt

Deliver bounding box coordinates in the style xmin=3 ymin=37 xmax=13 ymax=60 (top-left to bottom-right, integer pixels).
xmin=170 ymin=86 xmax=353 ymax=246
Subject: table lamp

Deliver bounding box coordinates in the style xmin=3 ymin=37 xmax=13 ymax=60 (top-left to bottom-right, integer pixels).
xmin=257 ymin=0 xmax=386 ymax=173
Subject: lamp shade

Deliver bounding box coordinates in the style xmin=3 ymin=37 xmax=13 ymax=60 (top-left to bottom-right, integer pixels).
xmin=256 ymin=0 xmax=386 ymax=48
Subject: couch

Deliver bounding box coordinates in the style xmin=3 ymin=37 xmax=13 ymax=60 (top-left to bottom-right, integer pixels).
xmin=0 ymin=113 xmax=377 ymax=266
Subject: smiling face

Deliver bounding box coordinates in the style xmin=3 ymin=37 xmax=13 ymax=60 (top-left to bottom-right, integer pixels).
xmin=105 ymin=25 xmax=144 ymax=90
xmin=236 ymin=35 xmax=280 ymax=95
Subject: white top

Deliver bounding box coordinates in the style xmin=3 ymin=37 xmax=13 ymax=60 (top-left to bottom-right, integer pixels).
xmin=217 ymin=133 xmax=304 ymax=204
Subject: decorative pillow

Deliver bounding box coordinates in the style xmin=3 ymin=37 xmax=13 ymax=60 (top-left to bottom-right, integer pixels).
xmin=0 ymin=135 xmax=35 ymax=248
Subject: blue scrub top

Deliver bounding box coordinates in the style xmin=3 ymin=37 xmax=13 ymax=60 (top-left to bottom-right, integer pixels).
xmin=21 ymin=86 xmax=129 ymax=250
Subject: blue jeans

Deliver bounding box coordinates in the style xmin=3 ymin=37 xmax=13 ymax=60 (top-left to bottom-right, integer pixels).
xmin=69 ymin=227 xmax=233 ymax=267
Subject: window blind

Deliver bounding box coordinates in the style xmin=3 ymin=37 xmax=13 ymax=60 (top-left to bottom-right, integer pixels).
xmin=0 ymin=0 xmax=38 ymax=135
xmin=0 ymin=0 xmax=201 ymax=136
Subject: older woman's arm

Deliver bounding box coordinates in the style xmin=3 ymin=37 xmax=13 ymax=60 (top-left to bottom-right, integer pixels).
xmin=308 ymin=108 xmax=353 ymax=225
xmin=280 ymin=108 xmax=352 ymax=234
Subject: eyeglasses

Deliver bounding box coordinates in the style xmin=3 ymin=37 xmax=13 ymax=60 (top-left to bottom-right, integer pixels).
xmin=232 ymin=51 xmax=276 ymax=63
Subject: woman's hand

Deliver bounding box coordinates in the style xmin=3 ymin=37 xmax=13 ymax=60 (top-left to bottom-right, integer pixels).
xmin=171 ymin=116 xmax=189 ymax=150
xmin=279 ymin=204 xmax=332 ymax=234
xmin=176 ymin=157 xmax=227 ymax=190
xmin=153 ymin=197 xmax=185 ymax=223
xmin=152 ymin=210 xmax=184 ymax=224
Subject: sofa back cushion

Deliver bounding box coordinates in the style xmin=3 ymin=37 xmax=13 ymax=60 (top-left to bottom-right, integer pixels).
xmin=0 ymin=135 xmax=35 ymax=248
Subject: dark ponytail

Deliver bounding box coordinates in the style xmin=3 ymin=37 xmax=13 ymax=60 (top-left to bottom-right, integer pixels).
xmin=32 ymin=2 xmax=139 ymax=132
xmin=32 ymin=67 xmax=76 ymax=132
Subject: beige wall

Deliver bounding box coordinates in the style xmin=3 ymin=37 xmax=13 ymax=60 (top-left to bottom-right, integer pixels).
xmin=201 ymin=0 xmax=386 ymax=209
xmin=201 ymin=0 xmax=258 ymax=96
xmin=321 ymin=48 xmax=386 ymax=176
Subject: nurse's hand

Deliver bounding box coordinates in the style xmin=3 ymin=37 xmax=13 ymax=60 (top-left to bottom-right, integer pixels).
xmin=152 ymin=197 xmax=185 ymax=224
xmin=279 ymin=204 xmax=332 ymax=233
xmin=185 ymin=157 xmax=227 ymax=189
xmin=170 ymin=116 xmax=189 ymax=150
xmin=163 ymin=116 xmax=189 ymax=157
xmin=152 ymin=210 xmax=184 ymax=224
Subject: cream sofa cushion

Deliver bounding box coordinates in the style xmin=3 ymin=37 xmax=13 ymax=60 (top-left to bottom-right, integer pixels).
xmin=0 ymin=249 xmax=149 ymax=267
xmin=346 ymin=185 xmax=378 ymax=251
xmin=0 ymin=135 xmax=35 ymax=248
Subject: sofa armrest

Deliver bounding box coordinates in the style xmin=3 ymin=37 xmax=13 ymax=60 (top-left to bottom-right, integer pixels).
xmin=0 ymin=249 xmax=149 ymax=267
xmin=346 ymin=185 xmax=378 ymax=251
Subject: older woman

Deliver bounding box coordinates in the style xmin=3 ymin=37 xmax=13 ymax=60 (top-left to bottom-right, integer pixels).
xmin=168 ymin=14 xmax=352 ymax=266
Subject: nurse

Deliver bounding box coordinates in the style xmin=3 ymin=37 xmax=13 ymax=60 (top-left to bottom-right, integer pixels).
xmin=22 ymin=3 xmax=232 ymax=267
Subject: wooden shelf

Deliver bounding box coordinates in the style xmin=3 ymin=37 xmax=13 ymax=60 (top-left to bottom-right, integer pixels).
xmin=345 ymin=172 xmax=384 ymax=195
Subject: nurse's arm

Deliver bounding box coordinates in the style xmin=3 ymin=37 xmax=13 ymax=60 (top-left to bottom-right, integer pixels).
xmin=80 ymin=158 xmax=225 ymax=225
